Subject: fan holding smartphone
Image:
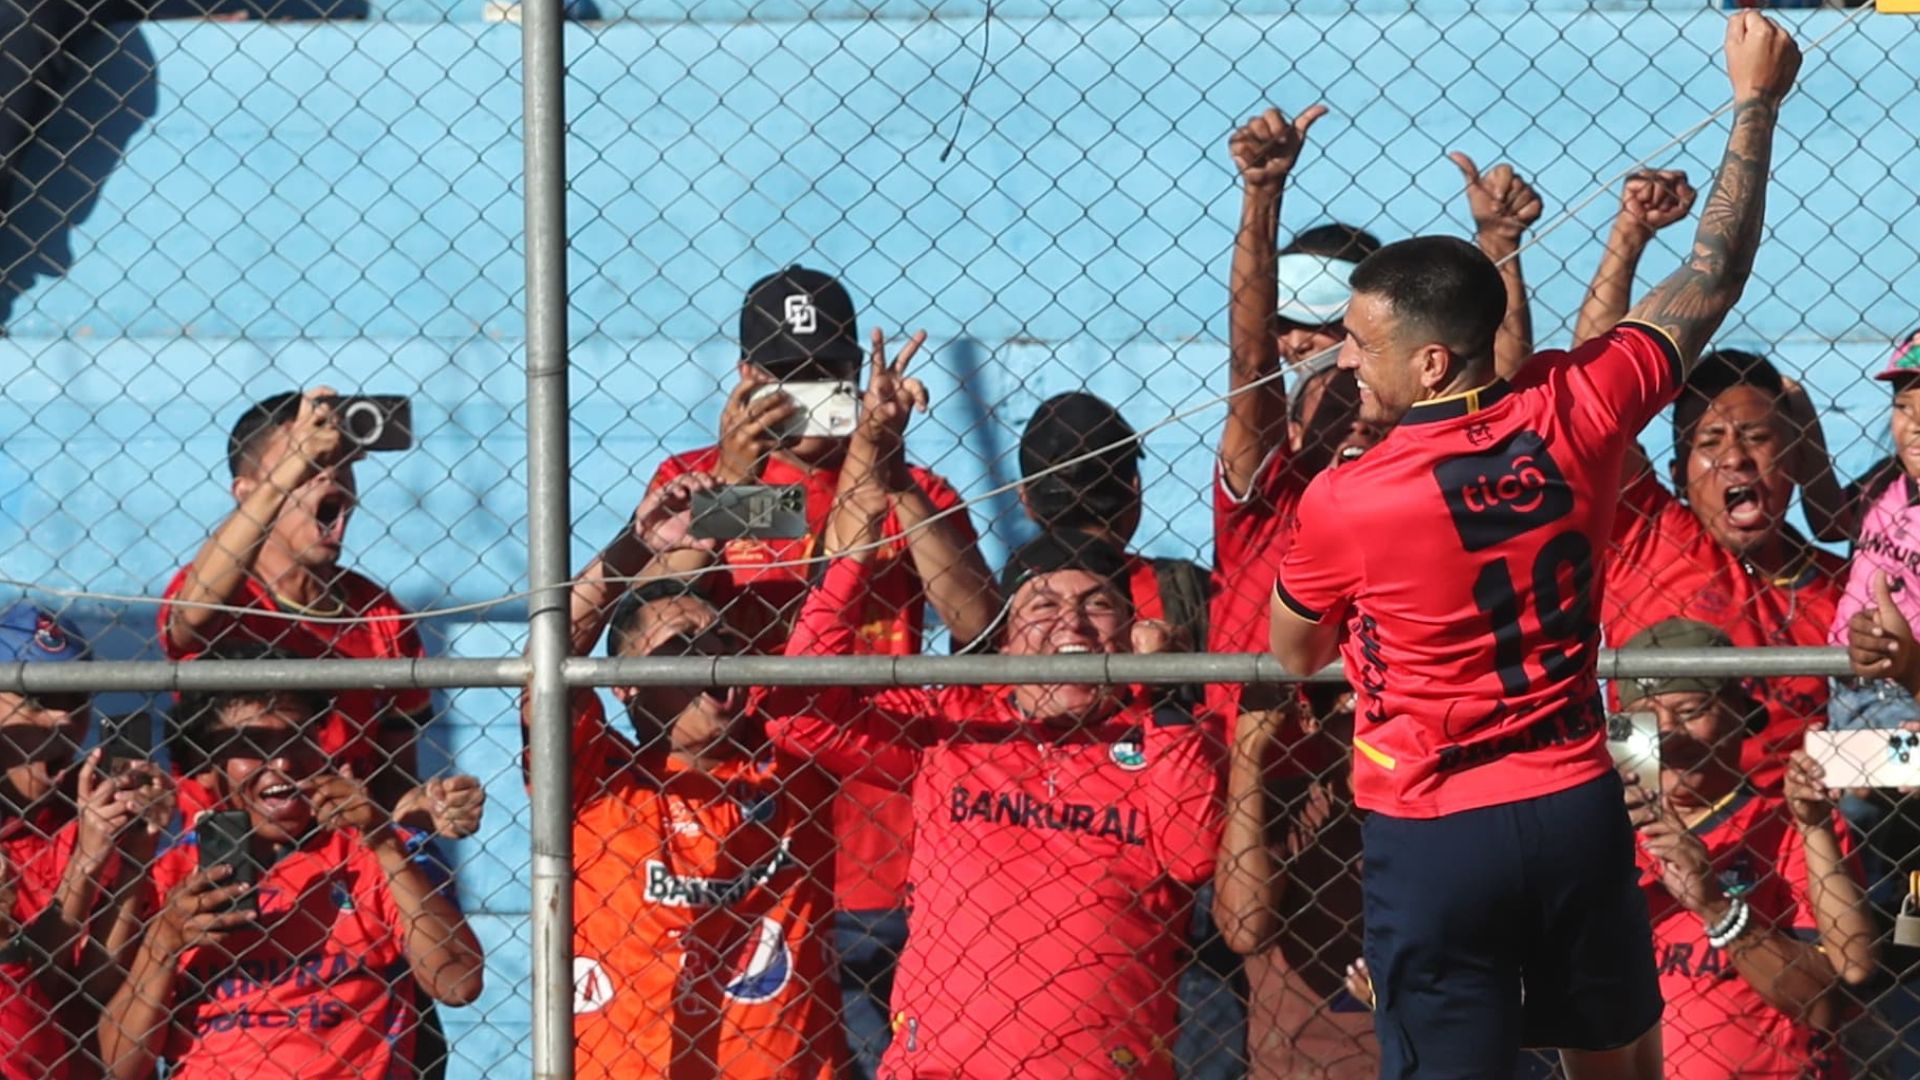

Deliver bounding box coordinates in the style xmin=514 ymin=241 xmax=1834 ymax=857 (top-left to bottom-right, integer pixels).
xmin=100 ymin=684 xmax=486 ymax=1080
xmin=1614 ymin=619 xmax=1876 ymax=1078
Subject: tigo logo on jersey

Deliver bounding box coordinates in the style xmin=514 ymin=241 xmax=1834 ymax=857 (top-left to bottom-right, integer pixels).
xmin=573 ymin=957 xmax=615 ymax=1014
xmin=1433 ymin=430 xmax=1573 ymax=551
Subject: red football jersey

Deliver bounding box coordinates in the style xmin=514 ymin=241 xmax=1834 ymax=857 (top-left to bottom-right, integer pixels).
xmin=768 ymin=555 xmax=1224 ymax=1079
xmin=158 ymin=567 xmax=431 ymax=789
xmin=1639 ymin=791 xmax=1855 ymax=1079
xmin=0 ymin=808 xmax=76 ymax=1080
xmin=1209 ymin=449 xmax=1307 ymax=712
xmin=649 ymin=447 xmax=975 ymax=914
xmin=1605 ymin=473 xmax=1844 ymax=791
xmin=148 ymin=828 xmax=424 ymax=1080
xmin=1275 ymin=323 xmax=1683 ymax=818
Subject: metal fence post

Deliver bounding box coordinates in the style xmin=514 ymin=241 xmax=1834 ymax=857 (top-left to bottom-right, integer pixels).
xmin=522 ymin=0 xmax=573 ymax=1071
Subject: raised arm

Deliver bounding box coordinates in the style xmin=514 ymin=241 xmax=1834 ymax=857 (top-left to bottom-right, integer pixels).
xmin=1625 ymin=13 xmax=1800 ymax=372
xmin=1573 ymin=171 xmax=1698 ymax=348
xmin=825 ymin=328 xmax=999 ymax=647
xmin=568 ymin=472 xmax=720 ymax=656
xmin=166 ymin=389 xmax=350 ymax=652
xmin=1220 ymin=105 xmax=1325 ymax=498
xmin=1450 ymin=153 xmax=1542 ymax=379
xmin=1213 ymin=708 xmax=1286 ymax=954
xmin=1785 ymin=753 xmax=1877 ymax=995
xmin=306 ymin=772 xmax=485 ymax=1007
xmin=768 ymin=467 xmax=927 ymax=785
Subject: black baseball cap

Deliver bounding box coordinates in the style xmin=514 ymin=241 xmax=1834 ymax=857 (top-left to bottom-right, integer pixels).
xmin=998 ymin=528 xmax=1132 ymax=600
xmin=1018 ymin=392 xmax=1144 ymax=484
xmin=739 ymin=266 xmax=863 ymax=378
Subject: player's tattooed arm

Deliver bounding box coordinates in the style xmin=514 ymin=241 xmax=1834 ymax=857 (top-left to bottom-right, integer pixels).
xmin=1627 ymin=12 xmax=1799 ymax=371
xmin=1624 ymin=98 xmax=1778 ymax=370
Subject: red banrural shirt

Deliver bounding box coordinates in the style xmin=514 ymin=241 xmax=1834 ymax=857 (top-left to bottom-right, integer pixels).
xmin=649 ymin=447 xmax=975 ymax=913
xmin=148 ymin=827 xmax=427 ymax=1080
xmin=765 ymin=555 xmax=1224 ymax=1080
xmin=158 ymin=567 xmax=431 ymax=791
xmin=1639 ymin=790 xmax=1856 ymax=1079
xmin=1275 ymin=322 xmax=1683 ymax=818
xmin=1605 ymin=473 xmax=1844 ymax=791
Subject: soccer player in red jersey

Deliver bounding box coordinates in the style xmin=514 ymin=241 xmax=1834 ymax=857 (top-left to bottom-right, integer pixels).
xmin=1267 ymin=14 xmax=1802 ymax=1076
xmin=99 ymin=686 xmax=484 ymax=1080
xmin=158 ymin=389 xmax=442 ymax=823
xmin=1211 ymin=105 xmax=1541 ymax=1079
xmin=1617 ymin=620 xmax=1874 ymax=1080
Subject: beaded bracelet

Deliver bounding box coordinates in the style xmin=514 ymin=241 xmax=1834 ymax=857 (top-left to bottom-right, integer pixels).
xmin=1706 ymin=897 xmax=1752 ymax=950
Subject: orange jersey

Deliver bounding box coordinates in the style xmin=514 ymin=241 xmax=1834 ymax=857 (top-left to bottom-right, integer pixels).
xmin=565 ymin=697 xmax=844 ymax=1079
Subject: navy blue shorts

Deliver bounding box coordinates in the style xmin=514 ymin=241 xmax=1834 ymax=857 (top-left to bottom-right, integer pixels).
xmin=1361 ymin=771 xmax=1662 ymax=1079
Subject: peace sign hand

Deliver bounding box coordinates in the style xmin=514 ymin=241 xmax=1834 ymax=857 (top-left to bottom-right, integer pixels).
xmin=854 ymin=328 xmax=929 ymax=488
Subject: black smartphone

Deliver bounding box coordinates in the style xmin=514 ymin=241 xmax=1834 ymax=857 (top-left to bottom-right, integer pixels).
xmin=689 ymin=484 xmax=809 ymax=541
xmin=326 ymin=394 xmax=412 ymax=452
xmin=96 ymin=711 xmax=152 ymax=780
xmin=195 ymin=810 xmax=262 ymax=913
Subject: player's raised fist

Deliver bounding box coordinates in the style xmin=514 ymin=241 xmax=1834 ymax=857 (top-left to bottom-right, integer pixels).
xmin=1724 ymin=11 xmax=1800 ymax=105
xmin=1229 ymin=105 xmax=1327 ymax=192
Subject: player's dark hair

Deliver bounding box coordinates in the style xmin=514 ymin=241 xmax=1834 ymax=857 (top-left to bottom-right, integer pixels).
xmin=227 ymin=392 xmax=303 ymax=480
xmin=1282 ymin=223 xmax=1383 ymax=263
xmin=1347 ymin=236 xmax=1506 ymax=370
xmin=1670 ymin=349 xmax=1784 ymax=464
xmin=605 ymin=579 xmax=722 ymax=658
xmin=170 ymin=645 xmax=332 ymax=776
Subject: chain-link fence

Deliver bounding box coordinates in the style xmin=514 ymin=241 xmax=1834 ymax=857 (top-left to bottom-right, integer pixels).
xmin=2 ymin=0 xmax=1920 ymax=1077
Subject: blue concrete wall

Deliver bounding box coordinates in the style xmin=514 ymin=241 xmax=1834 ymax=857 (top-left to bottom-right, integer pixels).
xmin=1 ymin=7 xmax=1916 ymax=1072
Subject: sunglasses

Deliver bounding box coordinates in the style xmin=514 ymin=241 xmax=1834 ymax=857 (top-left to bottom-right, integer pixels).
xmin=646 ymin=626 xmax=747 ymax=659
xmin=205 ymin=726 xmax=322 ymax=764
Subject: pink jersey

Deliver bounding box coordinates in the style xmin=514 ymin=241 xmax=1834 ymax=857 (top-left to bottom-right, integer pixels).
xmin=764 ymin=555 xmax=1225 ymax=1079
xmin=1831 ymin=473 xmax=1920 ymax=649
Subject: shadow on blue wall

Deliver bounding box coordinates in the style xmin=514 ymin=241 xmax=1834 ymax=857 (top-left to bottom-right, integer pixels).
xmin=0 ymin=22 xmax=155 ymax=323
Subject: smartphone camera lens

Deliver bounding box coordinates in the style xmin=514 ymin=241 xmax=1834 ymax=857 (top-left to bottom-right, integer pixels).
xmin=341 ymin=400 xmax=385 ymax=445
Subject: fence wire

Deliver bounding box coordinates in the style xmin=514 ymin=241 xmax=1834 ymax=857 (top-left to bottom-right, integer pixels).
xmin=1 ymin=1 xmax=1919 ymax=1078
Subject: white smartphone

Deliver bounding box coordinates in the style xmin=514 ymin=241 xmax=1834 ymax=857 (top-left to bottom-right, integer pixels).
xmin=751 ymin=381 xmax=859 ymax=441
xmin=1805 ymin=728 xmax=1920 ymax=789
xmin=1607 ymin=710 xmax=1662 ymax=796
